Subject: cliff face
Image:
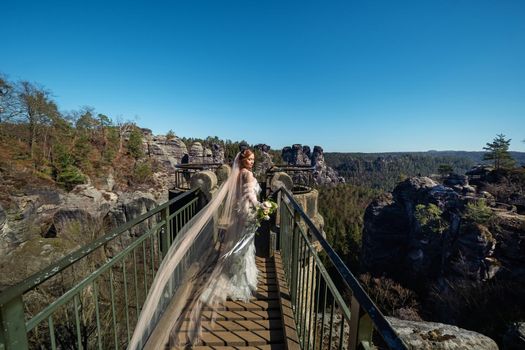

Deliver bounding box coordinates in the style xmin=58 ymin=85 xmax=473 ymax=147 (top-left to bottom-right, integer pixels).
xmin=362 ymin=175 xmax=525 ymax=284
xmin=0 ymin=181 xmax=161 ymax=289
xmin=362 ymin=173 xmax=525 ymax=342
xmin=281 ymin=144 xmax=344 ymax=186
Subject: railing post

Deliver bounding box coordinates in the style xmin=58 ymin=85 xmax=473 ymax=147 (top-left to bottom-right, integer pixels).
xmin=349 ymin=295 xmax=374 ymax=350
xmin=290 ymin=208 xmax=301 ymax=306
xmin=160 ymin=206 xmax=170 ymax=258
xmin=0 ymin=296 xmax=28 ymax=350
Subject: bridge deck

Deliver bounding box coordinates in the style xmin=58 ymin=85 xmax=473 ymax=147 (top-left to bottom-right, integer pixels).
xmin=176 ymin=254 xmax=299 ymax=350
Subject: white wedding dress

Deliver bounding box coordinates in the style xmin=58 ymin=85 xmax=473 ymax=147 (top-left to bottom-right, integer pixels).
xmin=128 ymin=156 xmax=261 ymax=349
xmin=201 ymin=168 xmax=260 ymax=303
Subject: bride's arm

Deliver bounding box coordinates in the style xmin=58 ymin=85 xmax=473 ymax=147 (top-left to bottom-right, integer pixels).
xmin=241 ymin=169 xmax=259 ymax=208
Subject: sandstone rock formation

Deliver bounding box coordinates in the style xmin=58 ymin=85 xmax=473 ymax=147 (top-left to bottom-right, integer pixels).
xmin=253 ymin=144 xmax=274 ymax=178
xmin=148 ymin=135 xmax=188 ymax=171
xmin=361 ymin=176 xmax=525 ymax=284
xmin=387 ymin=317 xmax=499 ymax=350
xmin=362 ymin=174 xmax=525 ymax=346
xmin=0 ymin=182 xmax=162 ymax=289
xmin=281 ymin=144 xmax=343 ymax=186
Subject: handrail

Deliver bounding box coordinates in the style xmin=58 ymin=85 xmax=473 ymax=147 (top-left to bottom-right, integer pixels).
xmin=0 ymin=188 xmax=199 ymax=306
xmin=278 ymin=186 xmax=408 ymax=350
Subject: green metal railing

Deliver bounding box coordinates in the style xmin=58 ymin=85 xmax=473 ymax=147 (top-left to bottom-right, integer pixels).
xmin=0 ymin=189 xmax=201 ymax=350
xmin=277 ymin=187 xmax=408 ymax=350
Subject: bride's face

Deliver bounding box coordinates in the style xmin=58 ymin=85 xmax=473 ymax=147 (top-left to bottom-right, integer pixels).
xmin=243 ymin=154 xmax=255 ymax=170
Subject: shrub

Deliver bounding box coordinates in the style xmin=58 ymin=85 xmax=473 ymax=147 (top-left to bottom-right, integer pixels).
xmin=56 ymin=165 xmax=85 ymax=190
xmin=428 ymin=278 xmax=525 ymax=346
xmin=359 ymin=273 xmax=421 ymax=320
xmin=415 ymin=203 xmax=447 ymax=234
xmin=133 ymin=162 xmax=152 ymax=184
xmin=464 ymin=200 xmax=494 ymax=225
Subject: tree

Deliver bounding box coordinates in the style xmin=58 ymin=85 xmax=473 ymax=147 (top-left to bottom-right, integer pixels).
xmin=127 ymin=126 xmax=144 ymax=159
xmin=13 ymin=82 xmax=60 ymax=161
xmin=483 ymin=134 xmax=515 ymax=170
xmin=166 ymin=129 xmax=175 ymax=142
xmin=115 ymin=118 xmax=134 ymax=156
xmin=438 ymin=164 xmax=453 ymax=177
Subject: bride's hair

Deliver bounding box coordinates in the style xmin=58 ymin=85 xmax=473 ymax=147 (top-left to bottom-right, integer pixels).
xmin=239 ymin=149 xmax=254 ymax=168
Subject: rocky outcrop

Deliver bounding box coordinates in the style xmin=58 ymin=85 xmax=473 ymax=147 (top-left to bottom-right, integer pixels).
xmin=254 ymin=144 xmax=274 ymax=178
xmin=387 ymin=317 xmax=499 ymax=350
xmin=282 ymin=144 xmax=311 ymax=166
xmin=189 ymin=142 xmax=204 ymax=163
xmin=148 ymin=135 xmax=188 ymax=171
xmin=0 ymin=183 xmax=161 ymax=288
xmin=281 ymin=144 xmax=343 ymax=186
xmin=311 ymin=146 xmax=344 ymax=186
xmin=211 ymin=143 xmax=225 ymax=164
xmin=363 ymin=175 xmax=525 ymax=347
xmin=362 ymin=176 xmax=524 ymax=285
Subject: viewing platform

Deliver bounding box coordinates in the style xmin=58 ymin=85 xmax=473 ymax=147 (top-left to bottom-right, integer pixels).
xmin=0 ymin=164 xmax=407 ymax=350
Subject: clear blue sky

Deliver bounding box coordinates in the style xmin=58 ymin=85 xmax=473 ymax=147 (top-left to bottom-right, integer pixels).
xmin=3 ymin=0 xmax=524 ymax=152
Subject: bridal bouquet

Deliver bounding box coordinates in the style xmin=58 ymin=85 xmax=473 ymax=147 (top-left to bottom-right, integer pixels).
xmin=255 ymin=199 xmax=278 ymax=226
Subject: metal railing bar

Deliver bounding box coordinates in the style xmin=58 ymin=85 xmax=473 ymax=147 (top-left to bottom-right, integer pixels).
xmin=73 ymin=294 xmax=82 ymax=350
xmin=0 ymin=189 xmax=199 ymax=306
xmin=328 ymin=297 xmax=335 ymax=349
xmin=142 ymin=241 xmax=148 ymax=297
xmin=279 ymin=187 xmax=408 ymax=350
xmin=297 ymin=237 xmax=304 ymax=341
xmin=133 ymin=249 xmax=140 ymax=320
xmin=320 ymin=280 xmax=327 ymax=348
xmin=301 ymin=246 xmax=311 ymax=348
xmin=339 ymin=309 xmax=345 ymax=350
xmin=93 ymin=281 xmax=102 ymax=350
xmin=307 ymin=259 xmax=315 ymax=350
xmin=109 ymin=269 xmax=118 ymax=349
xmin=122 ymin=259 xmax=131 ymax=344
xmin=26 ymin=221 xmax=164 ymax=331
xmin=298 ymin=226 xmax=351 ymax=322
xmin=313 ymin=267 xmax=321 ymax=350
xmin=48 ymin=316 xmax=56 ymax=350
xmin=149 ymin=234 xmax=155 ymax=280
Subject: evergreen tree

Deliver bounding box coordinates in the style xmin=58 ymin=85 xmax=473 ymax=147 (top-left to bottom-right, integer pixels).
xmin=127 ymin=126 xmax=144 ymax=159
xmin=483 ymin=134 xmax=515 ymax=169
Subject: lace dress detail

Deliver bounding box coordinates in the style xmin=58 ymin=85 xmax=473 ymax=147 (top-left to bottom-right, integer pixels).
xmin=200 ymin=172 xmax=260 ymax=303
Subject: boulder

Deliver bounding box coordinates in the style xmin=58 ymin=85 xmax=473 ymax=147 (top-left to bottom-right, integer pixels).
xmin=444 ymin=173 xmax=469 ymax=187
xmin=211 ymin=143 xmax=225 ymax=164
xmin=148 ymin=135 xmax=188 ymax=171
xmin=281 ymin=144 xmax=342 ymax=186
xmin=387 ymin=317 xmax=499 ymax=350
xmin=215 ymin=164 xmax=231 ymax=185
xmin=189 ymin=142 xmax=204 ymax=163
xmin=190 ymin=171 xmax=218 ymax=202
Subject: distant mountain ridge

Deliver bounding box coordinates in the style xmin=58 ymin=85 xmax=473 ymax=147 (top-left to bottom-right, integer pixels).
xmin=327 ymin=150 xmax=525 ymax=165
xmin=324 ymin=151 xmax=525 ymax=191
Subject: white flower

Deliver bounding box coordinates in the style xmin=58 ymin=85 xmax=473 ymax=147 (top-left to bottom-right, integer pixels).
xmin=261 ymin=201 xmax=272 ymax=209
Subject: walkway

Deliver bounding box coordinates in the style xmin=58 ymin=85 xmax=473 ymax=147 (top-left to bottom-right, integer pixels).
xmin=176 ymin=254 xmax=300 ymax=349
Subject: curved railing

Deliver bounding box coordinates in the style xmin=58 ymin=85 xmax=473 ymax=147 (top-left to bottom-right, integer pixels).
xmin=276 ymin=187 xmax=408 ymax=350
xmin=0 ymin=189 xmax=201 ymax=350
xmin=266 ymin=164 xmax=315 ymax=194
xmin=174 ymin=163 xmax=223 ymax=190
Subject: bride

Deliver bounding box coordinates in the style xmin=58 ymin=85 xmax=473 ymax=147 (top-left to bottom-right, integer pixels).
xmin=128 ymin=149 xmax=262 ymax=349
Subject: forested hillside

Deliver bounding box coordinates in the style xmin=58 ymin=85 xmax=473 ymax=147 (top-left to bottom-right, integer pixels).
xmin=317 ymin=184 xmax=381 ymax=271
xmin=325 ymin=152 xmax=475 ymax=191
xmin=325 ymin=151 xmax=525 ymax=192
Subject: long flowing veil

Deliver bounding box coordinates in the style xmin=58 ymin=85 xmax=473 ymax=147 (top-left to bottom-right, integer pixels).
xmin=128 ymin=153 xmax=251 ymax=349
